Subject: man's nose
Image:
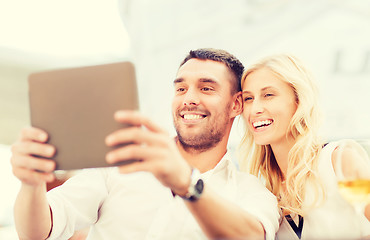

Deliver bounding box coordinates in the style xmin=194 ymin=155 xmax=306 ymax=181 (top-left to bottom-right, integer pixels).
xmin=183 ymin=88 xmax=200 ymax=106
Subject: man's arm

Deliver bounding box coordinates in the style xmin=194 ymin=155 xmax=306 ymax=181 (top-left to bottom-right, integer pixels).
xmin=14 ymin=184 xmax=52 ymax=240
xmin=184 ymin=187 xmax=265 ymax=239
xmin=105 ymin=110 xmax=276 ymax=239
xmin=11 ymin=127 xmax=56 ymax=240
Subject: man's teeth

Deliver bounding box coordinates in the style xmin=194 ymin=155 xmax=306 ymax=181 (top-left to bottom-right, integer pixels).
xmin=183 ymin=114 xmax=203 ymax=120
xmin=253 ymin=120 xmax=273 ymax=128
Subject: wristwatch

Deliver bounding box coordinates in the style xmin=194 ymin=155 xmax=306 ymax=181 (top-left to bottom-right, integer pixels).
xmin=181 ymin=168 xmax=204 ymax=202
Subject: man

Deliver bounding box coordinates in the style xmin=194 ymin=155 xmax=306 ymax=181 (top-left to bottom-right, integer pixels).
xmin=11 ymin=48 xmax=279 ymax=239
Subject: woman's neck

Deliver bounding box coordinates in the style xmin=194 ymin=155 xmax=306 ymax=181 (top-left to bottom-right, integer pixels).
xmin=270 ymin=138 xmax=296 ymax=179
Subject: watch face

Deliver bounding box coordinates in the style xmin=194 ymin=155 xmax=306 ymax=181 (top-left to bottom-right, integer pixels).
xmin=195 ymin=179 xmax=204 ymax=193
xmin=181 ymin=168 xmax=204 ymax=201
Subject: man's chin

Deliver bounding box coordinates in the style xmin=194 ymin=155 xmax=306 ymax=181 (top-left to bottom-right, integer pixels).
xmin=176 ymin=126 xmax=202 ymax=136
xmin=177 ymin=130 xmax=203 ymax=144
xmin=178 ymin=136 xmax=201 ymax=145
xmin=178 ymin=139 xmax=215 ymax=152
xmin=177 ymin=133 xmax=222 ymax=152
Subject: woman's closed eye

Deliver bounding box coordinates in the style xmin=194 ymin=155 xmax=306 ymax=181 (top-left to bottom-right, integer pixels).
xmin=243 ymin=96 xmax=253 ymax=102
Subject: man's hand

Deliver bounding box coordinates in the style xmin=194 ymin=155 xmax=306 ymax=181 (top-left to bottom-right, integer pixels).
xmin=11 ymin=127 xmax=56 ymax=186
xmin=105 ymin=110 xmax=192 ymax=196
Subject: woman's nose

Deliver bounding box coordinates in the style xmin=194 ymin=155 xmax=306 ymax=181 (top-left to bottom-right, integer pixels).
xmin=251 ymin=99 xmax=264 ymax=115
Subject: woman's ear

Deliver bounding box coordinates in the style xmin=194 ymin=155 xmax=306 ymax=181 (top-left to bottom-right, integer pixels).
xmin=230 ymin=91 xmax=243 ymax=118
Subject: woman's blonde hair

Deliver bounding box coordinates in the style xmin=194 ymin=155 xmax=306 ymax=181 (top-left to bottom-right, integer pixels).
xmin=238 ymin=54 xmax=325 ymax=216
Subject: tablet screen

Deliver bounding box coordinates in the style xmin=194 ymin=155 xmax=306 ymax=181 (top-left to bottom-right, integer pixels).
xmin=28 ymin=61 xmax=139 ymax=170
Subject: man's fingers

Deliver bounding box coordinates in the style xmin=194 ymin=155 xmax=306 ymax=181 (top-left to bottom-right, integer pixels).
xmin=11 ymin=153 xmax=56 ymax=173
xmin=19 ymin=127 xmax=49 ymax=142
xmin=114 ymin=110 xmax=167 ymax=134
xmin=106 ymin=127 xmax=169 ymax=148
xmin=12 ymin=141 xmax=56 ymax=159
xmin=106 ymin=144 xmax=164 ymax=164
xmin=12 ymin=167 xmax=55 ymax=185
xmin=116 ymin=161 xmax=150 ymax=174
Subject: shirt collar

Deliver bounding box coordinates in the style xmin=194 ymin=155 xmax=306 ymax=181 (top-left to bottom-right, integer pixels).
xmin=201 ymin=149 xmax=236 ymax=182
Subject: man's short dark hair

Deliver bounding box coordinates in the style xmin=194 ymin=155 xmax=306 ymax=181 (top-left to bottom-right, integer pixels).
xmin=180 ymin=48 xmax=244 ymax=93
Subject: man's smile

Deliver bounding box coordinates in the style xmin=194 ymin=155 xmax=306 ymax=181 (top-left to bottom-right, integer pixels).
xmin=180 ymin=112 xmax=207 ymax=124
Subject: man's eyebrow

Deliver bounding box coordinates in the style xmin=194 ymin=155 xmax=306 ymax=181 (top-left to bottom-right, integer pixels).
xmin=173 ymin=78 xmax=184 ymax=84
xmin=173 ymin=78 xmax=220 ymax=85
xmin=199 ymin=78 xmax=218 ymax=85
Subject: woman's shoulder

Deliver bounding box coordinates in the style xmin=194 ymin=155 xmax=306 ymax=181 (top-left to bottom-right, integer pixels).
xmin=317 ymin=139 xmax=370 ymax=183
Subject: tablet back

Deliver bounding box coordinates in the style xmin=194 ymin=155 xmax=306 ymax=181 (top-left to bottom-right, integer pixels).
xmin=28 ymin=61 xmax=139 ymax=170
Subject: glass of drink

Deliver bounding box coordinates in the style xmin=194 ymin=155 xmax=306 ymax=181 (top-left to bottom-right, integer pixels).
xmin=335 ymin=139 xmax=370 ymax=215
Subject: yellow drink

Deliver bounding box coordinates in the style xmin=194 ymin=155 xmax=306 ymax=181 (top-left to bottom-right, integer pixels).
xmin=338 ymin=179 xmax=370 ymax=204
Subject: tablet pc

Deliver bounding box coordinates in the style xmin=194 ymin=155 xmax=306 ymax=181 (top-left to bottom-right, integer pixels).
xmin=28 ymin=61 xmax=139 ymax=170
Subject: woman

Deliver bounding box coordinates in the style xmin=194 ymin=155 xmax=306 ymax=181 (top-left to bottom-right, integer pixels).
xmin=238 ymin=53 xmax=370 ymax=239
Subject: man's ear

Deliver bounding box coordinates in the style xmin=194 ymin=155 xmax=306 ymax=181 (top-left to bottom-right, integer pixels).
xmin=230 ymin=91 xmax=243 ymax=118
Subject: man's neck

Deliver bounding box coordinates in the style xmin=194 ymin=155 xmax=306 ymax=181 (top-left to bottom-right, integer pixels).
xmin=176 ymin=139 xmax=228 ymax=173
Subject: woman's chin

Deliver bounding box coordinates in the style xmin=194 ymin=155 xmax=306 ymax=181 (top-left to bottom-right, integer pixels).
xmin=253 ymin=137 xmax=270 ymax=146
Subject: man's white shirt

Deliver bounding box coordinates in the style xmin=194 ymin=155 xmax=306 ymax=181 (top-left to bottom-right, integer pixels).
xmin=47 ymin=151 xmax=279 ymax=240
